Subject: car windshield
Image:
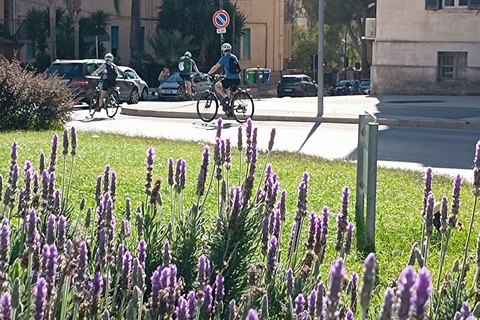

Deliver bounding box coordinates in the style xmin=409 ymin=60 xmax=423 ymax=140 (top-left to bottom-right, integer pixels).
xmin=361 ymin=80 xmax=370 ymax=85
xmin=48 ymin=63 xmax=83 ymax=77
xmin=336 ymin=80 xmax=352 ymax=86
xmin=167 ymin=74 xmax=181 ymax=82
xmin=281 ymin=77 xmax=302 ymax=83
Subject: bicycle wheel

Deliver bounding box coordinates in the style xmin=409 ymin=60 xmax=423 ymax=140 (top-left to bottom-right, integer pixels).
xmin=196 ymin=92 xmax=218 ymax=122
xmin=105 ymin=90 xmax=120 ymax=118
xmin=231 ymin=92 xmax=254 ymax=123
xmin=178 ymin=82 xmax=187 ymax=101
xmin=89 ymin=91 xmax=100 ymax=116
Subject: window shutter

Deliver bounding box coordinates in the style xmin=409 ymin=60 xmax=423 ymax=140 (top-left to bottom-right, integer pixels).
xmin=469 ymin=0 xmax=480 ymax=9
xmin=426 ymin=0 xmax=441 ymax=10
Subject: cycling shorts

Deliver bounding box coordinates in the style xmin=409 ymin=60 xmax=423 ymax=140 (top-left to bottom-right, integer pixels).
xmin=102 ymin=79 xmax=117 ymax=91
xmin=179 ymin=73 xmax=191 ymax=82
xmin=221 ymin=78 xmax=240 ymax=92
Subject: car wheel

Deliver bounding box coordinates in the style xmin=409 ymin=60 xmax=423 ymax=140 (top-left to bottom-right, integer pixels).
xmin=128 ymin=88 xmax=140 ymax=104
xmin=141 ymin=88 xmax=148 ymax=101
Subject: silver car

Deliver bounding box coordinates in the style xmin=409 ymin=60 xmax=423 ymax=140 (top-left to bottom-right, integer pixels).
xmin=118 ymin=66 xmax=150 ymax=101
xmin=158 ymin=72 xmax=212 ymax=101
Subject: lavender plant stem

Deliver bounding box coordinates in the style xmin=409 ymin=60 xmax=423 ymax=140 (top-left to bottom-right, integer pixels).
xmin=437 ymin=228 xmax=452 ymax=291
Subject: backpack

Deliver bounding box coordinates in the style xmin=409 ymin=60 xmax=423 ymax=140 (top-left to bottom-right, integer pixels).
xmin=178 ymin=56 xmax=192 ymax=72
xmin=229 ymin=55 xmax=241 ymax=74
xmin=105 ymin=63 xmax=118 ymax=80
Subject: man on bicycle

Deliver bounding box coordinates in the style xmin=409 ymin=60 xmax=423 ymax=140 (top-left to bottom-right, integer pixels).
xmin=178 ymin=51 xmax=200 ymax=99
xmin=206 ymin=43 xmax=241 ymax=116
xmin=91 ymin=53 xmax=120 ymax=110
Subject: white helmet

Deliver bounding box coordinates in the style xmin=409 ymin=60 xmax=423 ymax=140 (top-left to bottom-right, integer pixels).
xmin=221 ymin=43 xmax=232 ymax=52
xmin=184 ymin=51 xmax=192 ymax=58
xmin=105 ymin=53 xmax=114 ymax=61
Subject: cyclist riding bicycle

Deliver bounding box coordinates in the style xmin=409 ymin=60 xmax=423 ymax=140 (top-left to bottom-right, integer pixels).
xmin=206 ymin=43 xmax=241 ymax=117
xmin=91 ymin=53 xmax=120 ymax=110
xmin=178 ymin=51 xmax=200 ymax=99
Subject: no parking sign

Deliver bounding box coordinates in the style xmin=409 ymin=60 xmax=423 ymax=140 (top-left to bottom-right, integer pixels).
xmin=212 ymin=10 xmax=230 ymax=29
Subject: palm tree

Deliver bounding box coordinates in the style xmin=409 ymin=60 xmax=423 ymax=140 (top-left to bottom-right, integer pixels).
xmin=64 ymin=0 xmax=81 ymax=59
xmin=56 ymin=8 xmax=74 ymax=58
xmin=79 ymin=10 xmax=111 ymax=58
xmin=148 ymin=29 xmax=197 ymax=69
xmin=48 ymin=0 xmax=57 ymax=61
xmin=0 ymin=23 xmax=18 ymax=46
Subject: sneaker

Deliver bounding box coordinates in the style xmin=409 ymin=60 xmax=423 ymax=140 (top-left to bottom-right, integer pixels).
xmin=221 ymin=97 xmax=229 ymax=107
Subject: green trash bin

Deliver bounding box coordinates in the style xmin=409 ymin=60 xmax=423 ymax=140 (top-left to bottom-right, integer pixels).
xmin=246 ymin=68 xmax=256 ymax=85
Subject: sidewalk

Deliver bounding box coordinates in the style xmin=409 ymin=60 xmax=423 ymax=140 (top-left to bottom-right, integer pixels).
xmin=121 ymin=95 xmax=480 ymax=131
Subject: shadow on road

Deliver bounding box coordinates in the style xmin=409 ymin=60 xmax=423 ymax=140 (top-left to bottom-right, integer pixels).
xmin=298 ymin=122 xmax=322 ymax=153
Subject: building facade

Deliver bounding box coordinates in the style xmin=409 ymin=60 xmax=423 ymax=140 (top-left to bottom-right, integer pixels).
xmin=1 ymin=0 xmax=294 ymax=73
xmin=371 ymin=0 xmax=480 ymax=95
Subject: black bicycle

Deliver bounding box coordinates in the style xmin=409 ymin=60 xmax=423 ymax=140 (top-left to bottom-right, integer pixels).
xmin=196 ymin=75 xmax=254 ymax=123
xmin=89 ymin=80 xmax=120 ymax=118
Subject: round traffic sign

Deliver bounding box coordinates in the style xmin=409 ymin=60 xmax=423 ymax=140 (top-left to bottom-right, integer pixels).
xmin=213 ymin=10 xmax=230 ymax=29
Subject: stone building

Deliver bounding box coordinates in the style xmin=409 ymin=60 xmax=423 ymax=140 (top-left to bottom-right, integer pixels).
xmin=371 ymin=0 xmax=480 ymax=95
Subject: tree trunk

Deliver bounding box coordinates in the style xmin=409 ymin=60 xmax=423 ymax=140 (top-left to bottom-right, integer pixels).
xmin=49 ymin=3 xmax=56 ymax=61
xmin=74 ymin=19 xmax=80 ymax=59
xmin=129 ymin=0 xmax=141 ymax=71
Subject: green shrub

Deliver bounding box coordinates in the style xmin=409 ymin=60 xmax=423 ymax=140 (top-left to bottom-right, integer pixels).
xmin=0 ymin=56 xmax=76 ymax=131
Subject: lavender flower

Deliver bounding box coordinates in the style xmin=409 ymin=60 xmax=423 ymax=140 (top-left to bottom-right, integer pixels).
xmin=229 ymin=300 xmax=236 ymax=320
xmin=46 ymin=214 xmax=56 ymax=245
xmin=287 ymin=222 xmax=297 ymax=259
xmin=246 ymin=309 xmax=258 ymax=320
xmin=346 ymin=309 xmax=354 ymax=320
xmin=412 ymin=267 xmax=433 ymax=319
xmin=449 ymin=175 xmax=462 ymax=228
xmin=318 ymin=206 xmax=330 ymax=263
xmin=76 ymin=241 xmax=88 ymax=284
xmin=268 ymin=128 xmax=276 ymax=151
xmin=350 ymin=272 xmax=359 ymax=313
xmin=187 ymin=291 xmax=197 ymax=320
xmin=249 ymin=143 xmax=258 ymax=176
xmin=121 ymin=220 xmax=131 ymax=238
xmin=316 ymin=282 xmax=325 ymax=318
xmin=138 ymin=239 xmax=147 ymax=269
xmin=197 ymin=146 xmax=210 ymax=197
xmin=71 ymin=127 xmax=77 ymax=156
xmin=93 ymin=271 xmax=104 ymax=296
xmin=33 ymin=278 xmax=47 ymax=320
xmin=110 ymin=171 xmax=117 ymax=203
xmin=216 ymin=117 xmax=223 ymax=138
xmin=360 ymin=253 xmax=376 ymax=316
xmin=215 ymin=273 xmax=225 ymax=301
xmin=150 ymin=269 xmax=161 ymax=312
xmin=267 ymin=236 xmax=279 ymax=278
xmin=26 ymin=209 xmax=38 ymax=247
xmin=440 ymin=196 xmax=449 ymax=234
xmin=116 ymin=244 xmax=125 ymax=273
xmin=167 ymin=157 xmax=174 ymax=187
xmin=307 ymin=211 xmax=317 ymax=250
xmin=103 ymin=165 xmax=111 ymax=194
xmin=228 ymin=187 xmax=242 ymax=231
xmin=475 ymin=140 xmax=480 ymax=188
xmin=0 ymin=219 xmax=10 ymax=290
xmin=461 ymin=302 xmax=471 ymax=319
xmin=62 ymin=129 xmax=69 ymax=155
xmin=163 ymin=241 xmax=172 ymax=267
xmin=397 ymin=265 xmax=417 ymax=320
xmin=179 ymin=159 xmax=187 ymax=191
xmin=272 ymin=209 xmax=281 ymax=240
xmin=287 ymin=269 xmax=294 ymax=295
xmin=294 ymin=293 xmax=306 ymax=319
xmin=39 ymin=152 xmax=46 ymax=173
xmin=225 ymin=138 xmax=232 ymax=170
xmin=308 ymin=289 xmax=317 ymax=317
xmin=176 ymin=297 xmax=188 ymax=320
xmin=379 ymin=288 xmax=394 ymax=320
xmin=327 ymin=258 xmax=345 ymax=319
xmin=344 ymin=222 xmax=355 ymax=254
xmin=48 ymin=134 xmax=59 ymax=173
xmin=425 ymin=194 xmax=435 ymax=237
xmin=10 ymin=142 xmax=18 ymax=166
xmin=95 ymin=176 xmax=102 ymax=207
xmin=280 ymin=190 xmax=287 ymax=221
xmin=197 ymin=255 xmax=209 ymax=295
xmin=205 ymin=285 xmax=213 ymax=315
xmin=261 ymin=294 xmax=269 ymax=319
xmin=145 ymin=147 xmax=155 ymax=195
xmin=335 ymin=187 xmax=350 ymax=252
xmin=121 ymin=251 xmax=133 ymax=293
xmin=1 ymin=292 xmax=12 ymax=320
xmin=423 ymin=167 xmax=433 ymax=216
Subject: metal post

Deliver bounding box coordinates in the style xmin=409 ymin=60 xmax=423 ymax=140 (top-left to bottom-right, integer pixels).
xmin=365 ymin=121 xmax=378 ymax=253
xmin=219 ymin=0 xmax=224 ymax=47
xmin=355 ymin=115 xmax=367 ymax=251
xmin=317 ymin=0 xmax=325 ymax=116
xmin=95 ymin=36 xmax=99 ymax=59
xmin=344 ymin=23 xmax=348 ymax=80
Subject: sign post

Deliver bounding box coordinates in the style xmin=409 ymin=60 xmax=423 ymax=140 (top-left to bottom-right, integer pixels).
xmin=213 ymin=10 xmax=230 ymax=48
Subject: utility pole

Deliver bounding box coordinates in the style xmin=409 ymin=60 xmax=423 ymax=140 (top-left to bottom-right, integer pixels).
xmin=219 ymin=0 xmax=224 ymax=46
xmin=317 ymin=0 xmax=325 ymax=116
xmin=232 ymin=0 xmax=239 ymax=54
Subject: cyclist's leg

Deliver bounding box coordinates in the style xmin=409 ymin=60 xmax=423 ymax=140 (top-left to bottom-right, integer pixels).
xmin=186 ymin=80 xmax=192 ymax=96
xmin=99 ymin=79 xmax=111 ymax=107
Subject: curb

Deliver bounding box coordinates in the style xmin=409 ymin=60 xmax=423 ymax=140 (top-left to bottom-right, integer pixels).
xmin=121 ymin=107 xmax=480 ymax=131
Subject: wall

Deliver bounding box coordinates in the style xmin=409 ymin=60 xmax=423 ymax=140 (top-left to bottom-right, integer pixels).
xmin=371 ymin=0 xmax=480 ymax=95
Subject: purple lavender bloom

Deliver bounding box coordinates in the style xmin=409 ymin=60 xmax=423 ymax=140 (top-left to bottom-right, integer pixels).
xmin=425 ymin=194 xmax=435 ymax=237
xmin=1 ymin=292 xmax=12 ymax=320
xmin=47 ymin=214 xmax=56 ymax=245
xmin=397 ymin=265 xmax=417 ymax=320
xmin=62 ymin=129 xmax=69 ymax=155
xmin=205 ymin=285 xmax=213 ymax=314
xmin=198 ymin=255 xmax=207 ymax=289
xmin=461 ymin=302 xmax=471 ymax=319
xmin=268 ymin=128 xmax=276 ymax=151
xmin=179 ymin=159 xmax=187 ymax=190
xmin=45 ymin=244 xmax=58 ymax=297
xmin=95 ymin=230 xmax=106 ymax=267
xmin=327 ymin=258 xmax=345 ymax=318
xmin=187 ymin=291 xmax=197 ymax=320
xmin=350 ymin=272 xmax=359 ymax=313
xmin=122 ymin=220 xmax=131 ymax=238
xmin=379 ymin=288 xmax=394 ymax=320
xmin=360 ymin=253 xmax=376 ymax=314
xmin=237 ymin=126 xmax=243 ymax=151
xmin=121 ymin=251 xmax=133 ymax=291
xmin=176 ymin=297 xmax=188 ymax=320
xmin=77 ymin=241 xmax=88 ymax=283
xmin=272 ymin=209 xmax=281 ymax=240
xmin=93 ymin=272 xmax=104 ymax=296
xmin=440 ymin=196 xmax=449 ymax=234
xmin=295 ymin=293 xmax=306 ymax=319
xmin=475 ymin=141 xmax=480 ymax=187
xmin=33 ymin=278 xmax=47 ymax=320
xmin=214 ymin=138 xmax=222 ymax=167
xmin=138 ymin=239 xmax=147 ymax=268
xmin=167 ymin=157 xmax=174 ymax=187
xmin=110 ymin=171 xmax=117 ymax=200
xmin=39 ymin=153 xmax=46 ymax=173
xmin=246 ymin=309 xmax=258 ymax=320
xmin=344 ymin=222 xmax=355 ymax=254
xmin=10 ymin=142 xmax=18 ymax=164
xmin=346 ymin=309 xmax=354 ymax=320
xmin=423 ymin=167 xmax=434 ymax=216
xmin=48 ymin=134 xmax=59 ymax=173
xmin=307 ymin=211 xmax=317 ymax=250
xmin=229 ymin=300 xmax=236 ymax=320
xmin=308 ymin=289 xmax=317 ymax=317
xmin=0 ymin=219 xmax=10 ymax=264
xmin=145 ymin=147 xmax=155 ymax=195
xmin=267 ymin=236 xmax=279 ymax=277
xmin=70 ymin=127 xmax=77 ymax=156
xmin=9 ymin=164 xmax=19 ymax=195
xmin=449 ymin=175 xmax=462 ymax=228
xmin=228 ymin=187 xmax=242 ymax=231
xmin=318 ymin=206 xmax=330 ymax=263
xmin=216 ymin=117 xmax=223 ymax=138
xmin=279 ymin=190 xmax=287 ymax=221
xmin=412 ymin=267 xmax=433 ymax=319
xmin=163 ymin=241 xmax=172 ymax=267
xmin=316 ymin=282 xmax=324 ymax=318
xmin=225 ymin=138 xmax=232 ymax=170
xmin=116 ymin=244 xmax=125 ymax=273
xmin=215 ymin=274 xmax=225 ymax=301
xmin=287 ymin=269 xmax=294 ymax=295
xmin=150 ymin=269 xmax=161 ymax=311
xmin=249 ymin=143 xmax=258 ymax=176
xmin=26 ymin=209 xmax=38 ymax=246
xmin=287 ymin=222 xmax=297 ymax=259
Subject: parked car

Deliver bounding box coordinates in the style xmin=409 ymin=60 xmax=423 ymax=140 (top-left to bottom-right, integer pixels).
xmin=157 ymin=72 xmax=212 ymax=100
xmin=277 ymin=74 xmax=318 ymax=98
xmin=360 ymin=79 xmax=371 ymax=95
xmin=47 ymin=59 xmax=141 ymax=104
xmin=333 ymin=80 xmax=361 ymax=95
xmin=118 ymin=66 xmax=149 ymax=101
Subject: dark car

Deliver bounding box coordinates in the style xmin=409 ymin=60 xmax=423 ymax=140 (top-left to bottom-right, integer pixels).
xmin=360 ymin=79 xmax=371 ymax=95
xmin=47 ymin=59 xmax=141 ymax=104
xmin=157 ymin=72 xmax=212 ymax=100
xmin=333 ymin=80 xmax=361 ymax=95
xmin=277 ymin=74 xmax=318 ymax=98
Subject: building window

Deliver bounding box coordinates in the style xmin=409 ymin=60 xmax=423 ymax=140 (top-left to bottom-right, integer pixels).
xmin=141 ymin=26 xmax=145 ymax=53
xmin=437 ymin=52 xmax=467 ymax=81
xmin=243 ymin=28 xmax=251 ymax=60
xmin=111 ymin=26 xmax=119 ymax=56
xmin=443 ymin=0 xmax=468 ymax=7
xmin=27 ymin=43 xmax=35 ymax=59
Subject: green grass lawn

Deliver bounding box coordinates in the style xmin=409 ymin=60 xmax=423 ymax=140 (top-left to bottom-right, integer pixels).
xmin=1 ymin=129 xmax=478 ymax=316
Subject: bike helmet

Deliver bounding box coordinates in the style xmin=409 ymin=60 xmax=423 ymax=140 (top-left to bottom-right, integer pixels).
xmin=105 ymin=53 xmax=114 ymax=61
xmin=184 ymin=51 xmax=192 ymax=58
xmin=221 ymin=43 xmax=232 ymax=52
